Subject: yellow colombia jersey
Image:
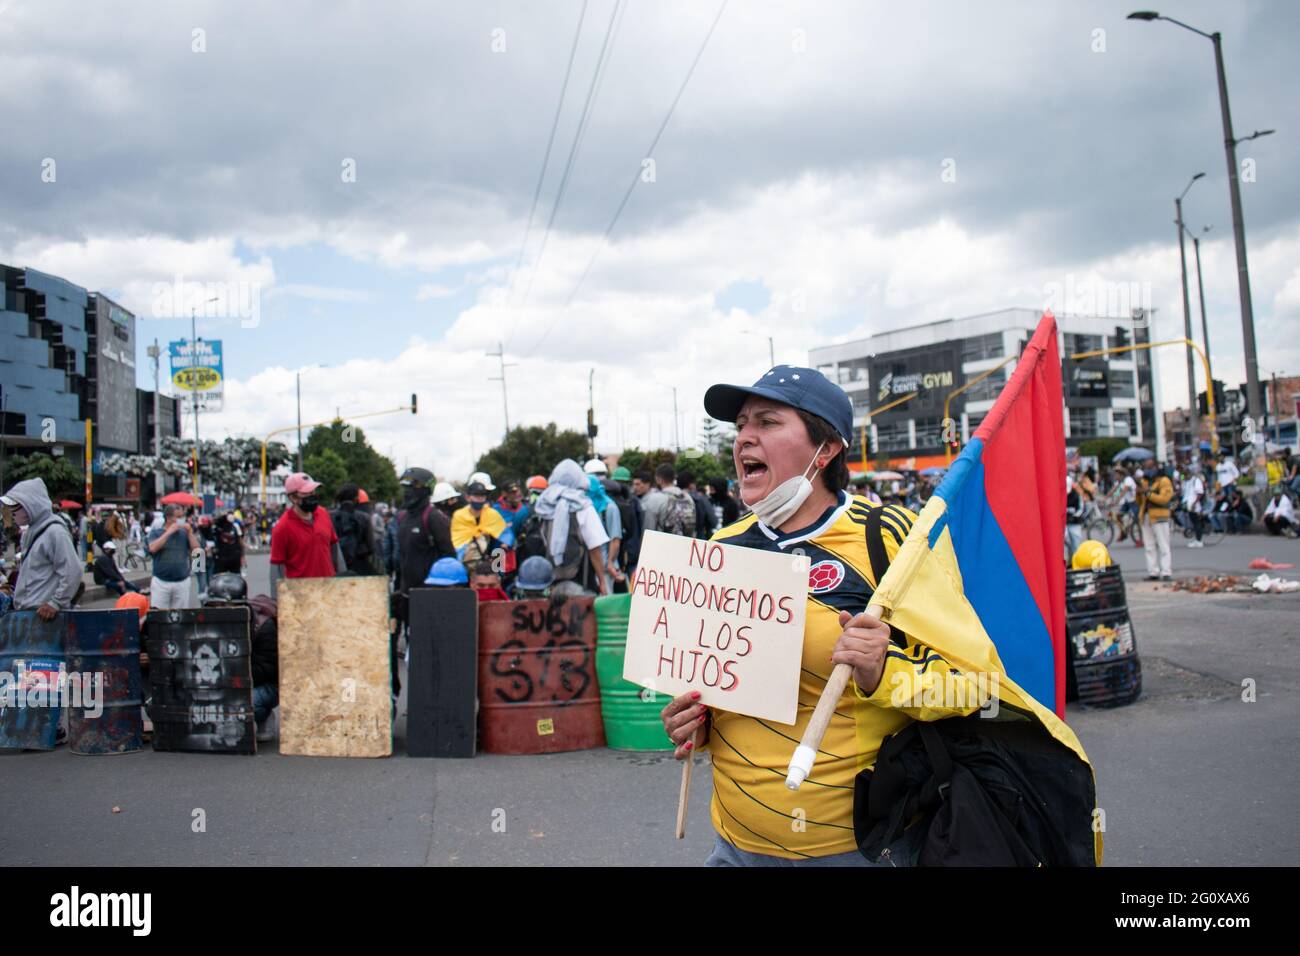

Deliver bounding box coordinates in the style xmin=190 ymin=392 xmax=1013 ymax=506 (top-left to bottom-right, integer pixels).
xmin=707 ymin=492 xmax=983 ymax=859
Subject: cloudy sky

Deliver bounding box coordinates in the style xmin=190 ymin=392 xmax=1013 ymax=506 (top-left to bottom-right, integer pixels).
xmin=3 ymin=0 xmax=1297 ymax=477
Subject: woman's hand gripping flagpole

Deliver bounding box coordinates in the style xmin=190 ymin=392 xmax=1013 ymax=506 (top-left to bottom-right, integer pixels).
xmin=786 ymin=604 xmax=889 ymax=790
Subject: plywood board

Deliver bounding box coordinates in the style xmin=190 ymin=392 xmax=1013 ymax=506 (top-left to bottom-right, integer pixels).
xmin=278 ymin=576 xmax=392 ymax=757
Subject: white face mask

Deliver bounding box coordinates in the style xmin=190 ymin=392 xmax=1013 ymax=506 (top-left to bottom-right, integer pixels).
xmin=748 ymin=442 xmax=826 ymax=529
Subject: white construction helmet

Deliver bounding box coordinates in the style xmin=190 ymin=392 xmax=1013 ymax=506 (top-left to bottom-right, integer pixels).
xmin=467 ymin=470 xmax=495 ymax=491
xmin=583 ymin=458 xmax=608 ymax=475
xmin=431 ymin=481 xmax=460 ymax=504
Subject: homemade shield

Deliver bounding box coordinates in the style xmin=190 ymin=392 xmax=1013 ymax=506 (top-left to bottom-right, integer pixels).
xmin=278 ymin=576 xmax=391 ymax=757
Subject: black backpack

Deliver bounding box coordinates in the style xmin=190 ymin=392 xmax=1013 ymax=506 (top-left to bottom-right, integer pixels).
xmin=851 ymin=502 xmax=1098 ymax=866
xmin=519 ymin=511 xmax=587 ymax=585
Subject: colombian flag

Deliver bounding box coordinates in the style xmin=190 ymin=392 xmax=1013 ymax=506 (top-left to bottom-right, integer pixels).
xmin=869 ymin=311 xmax=1095 ymax=773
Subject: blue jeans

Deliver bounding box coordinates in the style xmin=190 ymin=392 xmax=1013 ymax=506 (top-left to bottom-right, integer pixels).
xmin=252 ymin=684 xmax=278 ymax=723
xmin=704 ymin=833 xmax=885 ymax=867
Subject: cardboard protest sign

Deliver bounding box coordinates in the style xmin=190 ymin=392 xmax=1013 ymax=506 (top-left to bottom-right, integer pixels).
xmin=623 ymin=530 xmax=810 ymax=725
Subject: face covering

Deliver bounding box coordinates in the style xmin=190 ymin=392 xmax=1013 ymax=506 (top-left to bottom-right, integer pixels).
xmin=297 ymin=495 xmax=319 ymax=513
xmin=747 ymin=442 xmax=826 ymax=529
xmin=470 ymin=500 xmax=485 ymax=511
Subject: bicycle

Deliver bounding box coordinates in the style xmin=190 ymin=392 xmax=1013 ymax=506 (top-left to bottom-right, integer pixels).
xmin=123 ymin=541 xmax=150 ymax=571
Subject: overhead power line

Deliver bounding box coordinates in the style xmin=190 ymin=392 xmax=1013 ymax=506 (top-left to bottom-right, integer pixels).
xmin=523 ymin=0 xmax=728 ymax=358
xmin=503 ymin=0 xmax=590 ymax=338
xmin=517 ymin=0 xmax=626 ymax=311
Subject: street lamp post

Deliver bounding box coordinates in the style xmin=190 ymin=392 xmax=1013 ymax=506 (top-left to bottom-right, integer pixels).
xmin=189 ymin=297 xmax=218 ymax=492
xmin=295 ymin=364 xmax=326 ymax=472
xmin=1174 ymin=172 xmax=1204 ymax=420
xmin=1128 ymin=11 xmax=1273 ymax=441
xmin=742 ymin=330 xmax=775 ymax=367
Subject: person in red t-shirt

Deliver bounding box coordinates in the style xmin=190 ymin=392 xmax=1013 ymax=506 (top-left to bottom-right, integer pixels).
xmin=270 ymin=473 xmax=341 ymax=594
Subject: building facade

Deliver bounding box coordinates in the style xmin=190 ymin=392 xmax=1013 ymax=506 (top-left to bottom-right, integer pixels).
xmin=1 ymin=263 xmax=179 ymax=502
xmin=809 ymin=308 xmax=1163 ymax=470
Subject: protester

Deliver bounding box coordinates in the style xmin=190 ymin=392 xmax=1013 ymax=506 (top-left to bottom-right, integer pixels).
xmin=587 ymin=473 xmax=623 ymax=593
xmin=1139 ymin=463 xmax=1175 ymax=581
xmin=202 ymin=572 xmax=280 ymax=741
xmin=513 ymin=555 xmax=555 ymax=599
xmin=451 ymin=480 xmax=511 ymax=573
xmin=93 ymin=542 xmax=140 ymax=596
xmin=147 ymin=503 xmax=202 ymax=609
xmin=655 ymin=464 xmax=698 ymax=537
xmin=431 ymin=481 xmax=462 ymax=518
xmin=332 ymin=482 xmax=378 ymax=574
xmin=470 ymin=560 xmax=511 ymax=602
xmin=493 ymin=478 xmax=530 ymax=540
xmin=425 ymin=556 xmax=469 ymax=587
xmin=583 ymin=458 xmax=608 ymax=478
xmin=525 ymin=459 xmax=610 ymax=595
xmin=1065 ymin=472 xmax=1085 ymax=560
xmin=678 ymin=470 xmax=718 ymax=539
xmin=395 ymin=468 xmax=454 ymax=638
xmin=1263 ymin=491 xmax=1297 ymax=537
xmin=708 ymin=475 xmax=740 ymax=529
xmin=1181 ymin=466 xmax=1207 ymax=548
xmin=1220 ymin=487 xmax=1253 ymax=534
xmin=525 ymin=475 xmax=548 ymax=506
xmin=269 ymin=473 xmax=340 ymax=594
xmin=632 ymin=469 xmax=667 ymax=534
xmin=606 ymin=468 xmax=643 ymax=586
xmin=661 ymin=364 xmax=978 ymax=866
xmin=212 ymin=512 xmax=246 ymax=573
xmin=1 ymin=478 xmax=82 ymax=618
xmin=1215 ymin=450 xmax=1240 ymax=493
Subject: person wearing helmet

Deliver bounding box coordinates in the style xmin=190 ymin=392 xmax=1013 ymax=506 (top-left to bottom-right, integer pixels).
xmin=513 ymin=555 xmax=555 ymax=599
xmin=451 ymin=480 xmax=511 ymax=575
xmin=467 ymin=471 xmax=496 ymax=494
xmin=202 ymin=572 xmax=281 ymax=741
xmin=525 ymin=475 xmax=548 ymax=506
xmin=431 ymin=481 xmax=461 ymax=517
xmin=394 ymin=467 xmax=455 ymax=639
xmin=212 ymin=512 xmax=245 ymax=575
xmin=424 ymin=556 xmax=469 ymax=587
xmin=583 ymin=458 xmax=608 ymax=477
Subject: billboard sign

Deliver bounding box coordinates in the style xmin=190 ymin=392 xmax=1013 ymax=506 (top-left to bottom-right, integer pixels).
xmin=868 ymin=341 xmax=962 ymax=420
xmin=169 ymin=340 xmax=223 ymax=412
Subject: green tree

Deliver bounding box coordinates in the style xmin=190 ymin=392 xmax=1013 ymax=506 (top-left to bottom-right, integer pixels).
xmin=1077 ymin=437 xmax=1131 ymax=468
xmin=300 ymin=419 xmax=399 ymax=502
xmin=616 ymin=447 xmax=677 ymax=477
xmin=676 ymin=448 xmax=734 ymax=483
xmin=475 ymin=423 xmax=590 ymax=483
xmin=5 ymin=452 xmax=85 ymax=499
xmin=302 ymin=447 xmax=348 ymax=501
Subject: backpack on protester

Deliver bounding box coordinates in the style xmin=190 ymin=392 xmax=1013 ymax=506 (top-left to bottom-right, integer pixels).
xmin=659 ymin=488 xmax=698 ymax=538
xmin=850 ymin=503 xmax=1097 ymax=867
xmin=332 ymin=506 xmax=374 ymax=572
xmin=519 ymin=512 xmax=588 ymax=585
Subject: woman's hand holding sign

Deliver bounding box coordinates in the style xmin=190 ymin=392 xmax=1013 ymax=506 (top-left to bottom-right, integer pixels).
xmin=831 ymin=609 xmax=891 ymax=695
xmin=661 ymin=691 xmax=709 ymax=760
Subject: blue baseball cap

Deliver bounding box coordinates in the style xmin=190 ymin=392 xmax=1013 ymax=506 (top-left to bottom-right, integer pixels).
xmin=705 ymin=365 xmax=854 ymax=445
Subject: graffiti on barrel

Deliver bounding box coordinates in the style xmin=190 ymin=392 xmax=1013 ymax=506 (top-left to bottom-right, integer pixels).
xmin=488 ymin=600 xmax=594 ymax=704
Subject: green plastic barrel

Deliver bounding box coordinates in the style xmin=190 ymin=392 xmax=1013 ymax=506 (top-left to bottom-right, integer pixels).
xmin=594 ymin=594 xmax=673 ymax=751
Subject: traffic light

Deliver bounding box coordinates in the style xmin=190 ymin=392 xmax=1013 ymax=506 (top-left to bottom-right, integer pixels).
xmin=586 ymin=408 xmax=598 ymax=438
xmin=411 ymin=393 xmax=418 ymax=415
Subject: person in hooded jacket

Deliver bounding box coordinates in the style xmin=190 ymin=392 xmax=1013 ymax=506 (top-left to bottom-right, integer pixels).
xmin=1 ymin=478 xmax=83 ymax=619
xmin=527 ymin=460 xmax=610 ymax=595
xmin=212 ymin=512 xmax=245 ymax=575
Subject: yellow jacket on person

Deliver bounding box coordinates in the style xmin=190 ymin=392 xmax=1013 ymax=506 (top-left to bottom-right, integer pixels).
xmin=1139 ymin=475 xmax=1174 ymax=522
xmin=450 ymin=504 xmax=506 ymax=551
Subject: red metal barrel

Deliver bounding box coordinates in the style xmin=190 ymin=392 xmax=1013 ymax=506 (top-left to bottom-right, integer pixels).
xmin=477 ymin=597 xmax=605 ymax=754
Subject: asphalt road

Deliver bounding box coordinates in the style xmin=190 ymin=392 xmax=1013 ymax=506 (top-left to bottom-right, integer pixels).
xmin=6 ymin=536 xmax=1298 ymax=866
